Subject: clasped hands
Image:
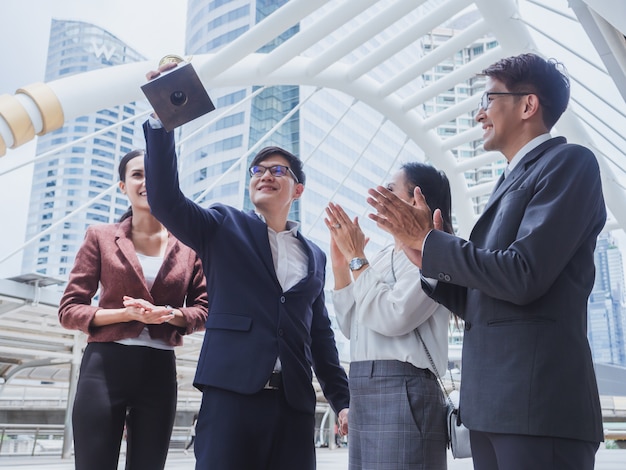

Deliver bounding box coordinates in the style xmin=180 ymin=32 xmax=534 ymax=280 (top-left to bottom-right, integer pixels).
xmin=122 ymin=296 xmax=176 ymax=324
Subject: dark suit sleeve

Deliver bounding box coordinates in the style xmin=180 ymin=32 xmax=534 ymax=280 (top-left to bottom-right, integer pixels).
xmin=421 ymin=275 xmax=467 ymax=318
xmin=143 ymin=121 xmax=224 ymax=255
xmin=422 ymin=144 xmax=606 ymax=305
xmin=309 ymin=255 xmax=350 ymax=413
xmin=179 ymin=254 xmax=209 ymax=334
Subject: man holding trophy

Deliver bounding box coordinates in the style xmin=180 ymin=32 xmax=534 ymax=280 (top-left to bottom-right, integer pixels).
xmin=140 ymin=59 xmax=350 ymax=470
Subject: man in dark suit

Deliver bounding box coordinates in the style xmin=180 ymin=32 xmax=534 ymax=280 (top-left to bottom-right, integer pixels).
xmin=142 ymin=66 xmax=349 ymax=470
xmin=367 ymin=53 xmax=605 ymax=470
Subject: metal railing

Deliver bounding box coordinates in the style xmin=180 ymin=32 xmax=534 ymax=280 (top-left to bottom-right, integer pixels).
xmin=0 ymin=424 xmax=193 ymax=457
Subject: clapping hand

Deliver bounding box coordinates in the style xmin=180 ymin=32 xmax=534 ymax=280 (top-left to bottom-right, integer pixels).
xmin=324 ymin=202 xmax=368 ymax=262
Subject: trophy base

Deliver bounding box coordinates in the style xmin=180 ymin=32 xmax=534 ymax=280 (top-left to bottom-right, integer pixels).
xmin=141 ymin=62 xmax=215 ymax=132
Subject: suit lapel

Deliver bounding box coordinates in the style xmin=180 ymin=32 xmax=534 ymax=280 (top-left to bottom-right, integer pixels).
xmin=115 ymin=218 xmax=152 ymax=297
xmin=244 ymin=211 xmax=281 ymax=286
xmin=481 ymin=137 xmax=566 ymax=215
xmin=294 ymin=232 xmax=315 ymax=287
xmin=154 ymin=233 xmax=179 ymax=289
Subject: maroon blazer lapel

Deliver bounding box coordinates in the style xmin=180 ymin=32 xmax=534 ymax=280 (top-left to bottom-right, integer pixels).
xmin=114 ymin=218 xmax=152 ymax=301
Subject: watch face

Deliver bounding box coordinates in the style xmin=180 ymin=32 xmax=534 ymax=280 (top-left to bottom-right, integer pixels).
xmin=349 ymin=258 xmax=366 ymax=271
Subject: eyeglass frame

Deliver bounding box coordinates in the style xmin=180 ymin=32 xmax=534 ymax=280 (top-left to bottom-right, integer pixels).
xmin=478 ymin=91 xmax=532 ymax=112
xmin=248 ymin=164 xmax=300 ymax=184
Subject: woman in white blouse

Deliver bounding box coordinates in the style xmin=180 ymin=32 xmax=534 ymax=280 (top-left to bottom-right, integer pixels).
xmin=326 ymin=162 xmax=453 ymax=469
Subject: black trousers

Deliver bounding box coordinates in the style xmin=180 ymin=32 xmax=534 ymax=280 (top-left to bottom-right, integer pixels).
xmin=194 ymin=385 xmax=316 ymax=470
xmin=72 ymin=342 xmax=177 ymax=470
xmin=470 ymin=430 xmax=599 ymax=470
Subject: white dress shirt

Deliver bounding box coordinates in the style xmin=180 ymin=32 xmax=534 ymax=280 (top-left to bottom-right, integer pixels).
xmin=265 ymin=219 xmax=308 ymax=291
xmin=332 ymin=245 xmax=449 ymax=376
xmin=257 ymin=214 xmax=308 ymax=371
xmin=506 ymin=133 xmax=552 ymax=176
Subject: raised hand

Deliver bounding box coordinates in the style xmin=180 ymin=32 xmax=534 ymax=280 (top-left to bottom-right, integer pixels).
xmin=325 ymin=202 xmax=367 ymax=261
xmin=367 ymin=185 xmax=433 ymax=251
xmin=145 ymin=61 xmax=178 ymax=81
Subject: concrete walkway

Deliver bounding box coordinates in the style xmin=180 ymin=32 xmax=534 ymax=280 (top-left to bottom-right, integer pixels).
xmin=0 ymin=445 xmax=624 ymax=469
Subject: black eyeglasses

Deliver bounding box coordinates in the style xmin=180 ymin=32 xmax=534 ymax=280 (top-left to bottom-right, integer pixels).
xmin=479 ymin=92 xmax=531 ymax=111
xmin=249 ymin=164 xmax=299 ymax=183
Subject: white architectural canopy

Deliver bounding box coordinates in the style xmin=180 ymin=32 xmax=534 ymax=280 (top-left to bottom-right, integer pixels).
xmin=0 ymin=0 xmax=625 ymax=389
xmin=1 ymin=0 xmax=625 ymax=237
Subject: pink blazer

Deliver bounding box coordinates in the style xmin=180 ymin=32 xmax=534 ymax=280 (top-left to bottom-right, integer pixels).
xmin=59 ymin=217 xmax=208 ymax=346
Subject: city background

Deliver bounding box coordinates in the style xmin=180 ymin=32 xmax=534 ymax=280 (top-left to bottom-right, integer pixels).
xmin=0 ymin=0 xmax=625 ymax=462
xmin=1 ymin=0 xmax=625 ymax=368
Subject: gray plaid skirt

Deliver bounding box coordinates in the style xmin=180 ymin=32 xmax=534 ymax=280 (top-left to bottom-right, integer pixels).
xmin=347 ymin=360 xmax=447 ymax=470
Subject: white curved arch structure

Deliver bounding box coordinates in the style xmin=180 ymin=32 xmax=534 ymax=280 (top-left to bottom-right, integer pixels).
xmin=1 ymin=0 xmax=626 ymax=236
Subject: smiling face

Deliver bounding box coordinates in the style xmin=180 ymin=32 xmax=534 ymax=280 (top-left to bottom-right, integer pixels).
xmin=118 ymin=155 xmax=149 ymax=213
xmin=386 ymin=169 xmax=414 ymax=205
xmin=475 ymin=77 xmax=529 ymax=160
xmin=249 ymin=154 xmax=304 ymax=217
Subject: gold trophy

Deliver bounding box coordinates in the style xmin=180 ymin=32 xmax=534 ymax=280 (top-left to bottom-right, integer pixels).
xmin=141 ymin=55 xmax=215 ymax=131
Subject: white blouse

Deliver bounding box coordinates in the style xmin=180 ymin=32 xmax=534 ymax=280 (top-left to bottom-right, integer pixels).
xmin=115 ymin=252 xmax=174 ymax=351
xmin=331 ymin=245 xmax=449 ymax=376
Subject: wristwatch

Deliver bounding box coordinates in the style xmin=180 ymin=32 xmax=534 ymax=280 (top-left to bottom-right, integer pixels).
xmin=349 ymin=257 xmax=369 ymax=272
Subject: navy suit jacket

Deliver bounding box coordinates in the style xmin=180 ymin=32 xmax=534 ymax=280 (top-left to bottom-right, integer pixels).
xmin=422 ymin=137 xmax=605 ymax=443
xmin=143 ymin=122 xmax=349 ymax=415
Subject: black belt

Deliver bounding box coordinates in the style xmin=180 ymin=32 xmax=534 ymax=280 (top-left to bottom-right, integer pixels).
xmin=264 ymin=371 xmax=282 ymax=390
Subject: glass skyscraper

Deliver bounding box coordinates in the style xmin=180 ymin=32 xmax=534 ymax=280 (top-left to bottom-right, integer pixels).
xmin=18 ymin=2 xmax=624 ymax=367
xmin=21 ymin=19 xmax=148 ymax=278
xmin=589 ymin=233 xmax=626 ymax=366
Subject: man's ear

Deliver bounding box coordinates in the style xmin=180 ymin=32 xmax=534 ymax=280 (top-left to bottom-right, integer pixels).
xmin=522 ymin=93 xmax=541 ymax=120
xmin=293 ymin=183 xmax=305 ymax=200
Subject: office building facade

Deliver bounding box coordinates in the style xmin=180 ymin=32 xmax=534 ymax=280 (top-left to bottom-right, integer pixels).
xmin=589 ymin=233 xmax=626 ymax=366
xmin=21 ymin=19 xmax=148 ymax=278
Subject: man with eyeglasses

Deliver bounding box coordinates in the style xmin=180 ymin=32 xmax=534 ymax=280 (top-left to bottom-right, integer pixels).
xmin=141 ymin=64 xmax=349 ymax=470
xmin=367 ymin=53 xmax=604 ymax=469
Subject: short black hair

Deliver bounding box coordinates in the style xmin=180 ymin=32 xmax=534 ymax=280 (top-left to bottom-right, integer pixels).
xmin=400 ymin=162 xmax=453 ymax=234
xmin=482 ymin=53 xmax=570 ymax=130
xmin=249 ymin=146 xmax=305 ymax=185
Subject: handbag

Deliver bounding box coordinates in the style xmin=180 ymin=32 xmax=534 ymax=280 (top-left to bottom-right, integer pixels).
xmin=416 ymin=330 xmax=472 ymax=459
xmin=446 ymin=389 xmax=472 ymax=458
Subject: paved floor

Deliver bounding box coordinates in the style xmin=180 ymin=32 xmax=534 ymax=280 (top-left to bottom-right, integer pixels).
xmin=0 ymin=446 xmax=624 ymax=469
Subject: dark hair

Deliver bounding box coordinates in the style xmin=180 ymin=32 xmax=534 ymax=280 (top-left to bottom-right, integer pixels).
xmin=118 ymin=149 xmax=145 ymax=222
xmin=249 ymin=146 xmax=305 ymax=186
xmin=400 ymin=162 xmax=453 ymax=234
xmin=482 ymin=53 xmax=570 ymax=130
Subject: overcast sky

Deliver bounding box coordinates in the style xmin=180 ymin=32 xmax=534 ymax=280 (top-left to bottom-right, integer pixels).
xmin=0 ymin=0 xmax=188 ymax=277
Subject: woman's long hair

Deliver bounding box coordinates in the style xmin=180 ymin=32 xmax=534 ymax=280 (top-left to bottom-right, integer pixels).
xmin=118 ymin=149 xmax=145 ymax=223
xmin=400 ymin=162 xmax=453 ymax=234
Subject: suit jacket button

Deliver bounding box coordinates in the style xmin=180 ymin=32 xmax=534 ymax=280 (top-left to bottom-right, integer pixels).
xmin=444 ymin=274 xmax=451 ymax=282
xmin=438 ymin=273 xmax=445 ymax=280
xmin=280 ymin=296 xmax=286 ymax=303
xmin=278 ymin=328 xmax=284 ymax=336
xmin=464 ymin=322 xmax=472 ymax=331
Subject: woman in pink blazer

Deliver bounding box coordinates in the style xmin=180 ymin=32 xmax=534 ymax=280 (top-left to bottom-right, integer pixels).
xmin=58 ymin=149 xmax=208 ymax=470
